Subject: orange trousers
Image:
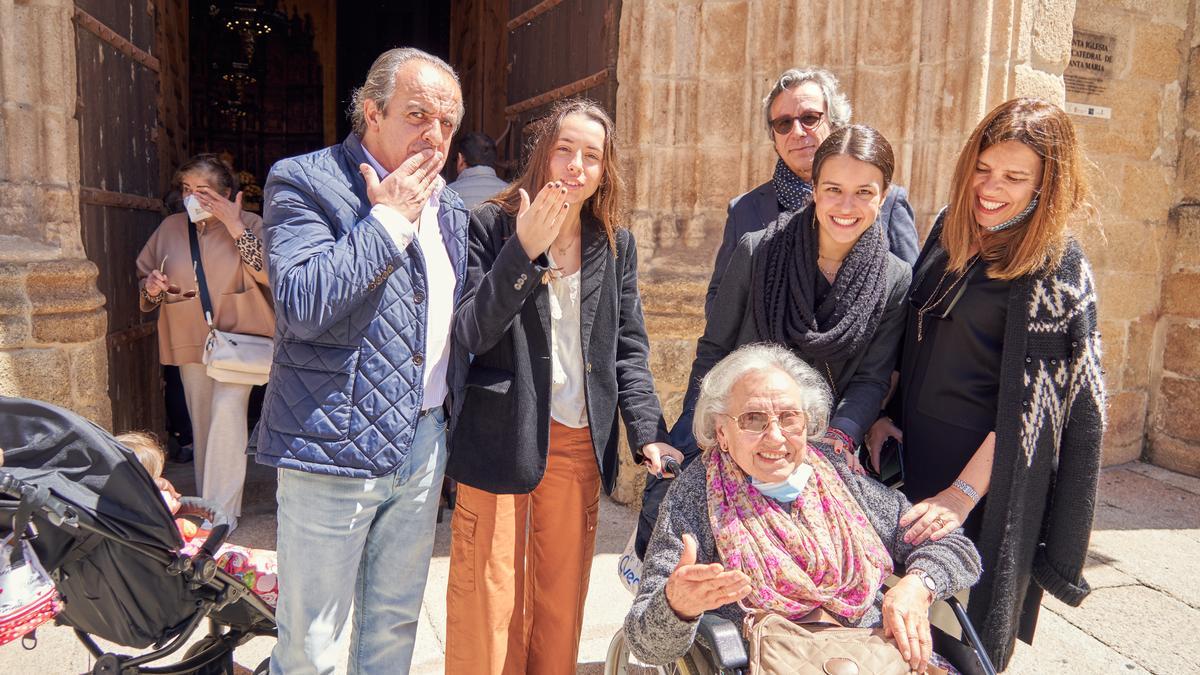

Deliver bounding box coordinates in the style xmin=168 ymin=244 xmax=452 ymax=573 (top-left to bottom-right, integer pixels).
xmin=445 ymin=421 xmax=601 ymax=675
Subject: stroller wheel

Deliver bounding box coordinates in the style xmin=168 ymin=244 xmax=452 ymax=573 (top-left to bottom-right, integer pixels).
xmin=183 ymin=635 xmax=235 ymax=674
xmin=91 ymin=654 xmax=122 ymax=675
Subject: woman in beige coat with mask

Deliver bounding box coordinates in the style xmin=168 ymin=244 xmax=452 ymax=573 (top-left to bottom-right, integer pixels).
xmin=135 ymin=154 xmax=274 ymax=529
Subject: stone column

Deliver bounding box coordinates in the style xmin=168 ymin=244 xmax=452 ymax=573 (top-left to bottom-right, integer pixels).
xmin=1068 ymin=0 xmax=1193 ymax=469
xmin=609 ymin=0 xmax=1077 ymax=503
xmin=1149 ymin=0 xmax=1200 ymax=477
xmin=0 ymin=0 xmax=110 ymax=427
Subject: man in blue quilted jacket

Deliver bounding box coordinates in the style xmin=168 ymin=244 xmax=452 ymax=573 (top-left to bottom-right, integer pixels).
xmin=257 ymin=48 xmax=467 ymax=675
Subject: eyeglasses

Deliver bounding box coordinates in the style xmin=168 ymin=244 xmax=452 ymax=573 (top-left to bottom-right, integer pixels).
xmin=769 ymin=112 xmax=826 ymax=135
xmin=718 ymin=410 xmax=808 ymax=434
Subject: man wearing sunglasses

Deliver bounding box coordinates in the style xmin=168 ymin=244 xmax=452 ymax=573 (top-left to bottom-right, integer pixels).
xmin=703 ymin=67 xmax=919 ymax=318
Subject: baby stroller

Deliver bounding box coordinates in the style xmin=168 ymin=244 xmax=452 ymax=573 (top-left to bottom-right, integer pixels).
xmin=0 ymin=397 xmax=276 ymax=674
xmin=604 ymin=458 xmax=998 ymax=675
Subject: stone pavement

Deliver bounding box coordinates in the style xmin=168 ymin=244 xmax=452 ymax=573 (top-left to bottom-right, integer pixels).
xmin=1 ymin=460 xmax=1197 ymax=674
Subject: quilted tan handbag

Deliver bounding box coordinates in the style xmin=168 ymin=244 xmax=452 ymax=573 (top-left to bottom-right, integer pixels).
xmin=744 ymin=609 xmax=947 ymax=675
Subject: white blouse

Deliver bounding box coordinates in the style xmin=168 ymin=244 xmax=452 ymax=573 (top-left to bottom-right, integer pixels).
xmin=546 ymin=253 xmax=588 ymax=428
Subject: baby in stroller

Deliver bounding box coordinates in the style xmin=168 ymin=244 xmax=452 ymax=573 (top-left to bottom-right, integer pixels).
xmin=117 ymin=431 xmax=279 ymax=611
xmin=0 ymin=396 xmax=276 ymax=675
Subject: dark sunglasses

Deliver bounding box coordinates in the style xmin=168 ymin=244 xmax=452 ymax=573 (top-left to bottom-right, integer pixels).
xmin=718 ymin=410 xmax=808 ymax=434
xmin=769 ymin=112 xmax=826 ymax=135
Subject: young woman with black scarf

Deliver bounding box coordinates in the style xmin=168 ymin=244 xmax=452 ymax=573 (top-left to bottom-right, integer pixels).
xmin=673 ymin=124 xmax=909 ymax=474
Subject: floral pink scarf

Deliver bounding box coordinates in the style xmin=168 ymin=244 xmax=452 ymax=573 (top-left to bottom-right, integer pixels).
xmin=705 ymin=447 xmax=893 ymax=621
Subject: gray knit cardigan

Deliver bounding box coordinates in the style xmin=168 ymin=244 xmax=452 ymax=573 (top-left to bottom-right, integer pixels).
xmin=623 ymin=450 xmax=982 ymax=666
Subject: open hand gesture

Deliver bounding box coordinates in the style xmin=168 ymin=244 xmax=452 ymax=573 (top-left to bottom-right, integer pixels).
xmin=361 ymin=149 xmax=444 ymax=223
xmin=664 ymin=533 xmax=752 ymax=621
xmin=515 ymin=182 xmax=570 ymax=260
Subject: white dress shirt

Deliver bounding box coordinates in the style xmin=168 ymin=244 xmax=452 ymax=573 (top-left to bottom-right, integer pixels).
xmin=362 ymin=146 xmax=457 ymax=411
xmin=546 ymin=252 xmax=588 ymax=428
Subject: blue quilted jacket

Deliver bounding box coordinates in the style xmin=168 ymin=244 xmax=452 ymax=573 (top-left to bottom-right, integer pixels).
xmin=254 ymin=134 xmax=469 ymax=478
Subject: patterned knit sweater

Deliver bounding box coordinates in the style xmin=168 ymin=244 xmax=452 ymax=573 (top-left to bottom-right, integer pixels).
xmin=623 ymin=450 xmax=982 ymax=665
xmin=917 ymin=225 xmax=1107 ymax=670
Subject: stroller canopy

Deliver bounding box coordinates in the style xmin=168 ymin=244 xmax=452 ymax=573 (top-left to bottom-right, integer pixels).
xmin=0 ymin=396 xmax=180 ymax=551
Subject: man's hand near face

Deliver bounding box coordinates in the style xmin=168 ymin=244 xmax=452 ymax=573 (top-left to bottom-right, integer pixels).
xmin=360 ymin=148 xmax=444 ymax=223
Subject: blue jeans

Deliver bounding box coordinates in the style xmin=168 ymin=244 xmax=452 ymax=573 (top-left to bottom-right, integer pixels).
xmin=270 ymin=407 xmax=448 ymax=675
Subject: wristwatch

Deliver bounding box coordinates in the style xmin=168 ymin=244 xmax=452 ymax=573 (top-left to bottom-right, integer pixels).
xmin=909 ymin=568 xmax=938 ymax=597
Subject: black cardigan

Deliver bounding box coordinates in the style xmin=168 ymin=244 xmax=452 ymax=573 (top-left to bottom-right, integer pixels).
xmin=447 ymin=203 xmax=669 ymax=495
xmin=902 ymin=220 xmax=1106 ymax=670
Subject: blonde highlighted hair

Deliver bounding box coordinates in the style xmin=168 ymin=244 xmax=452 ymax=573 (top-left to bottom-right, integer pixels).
xmin=116 ymin=431 xmax=165 ymax=479
xmin=943 ymin=98 xmax=1091 ymax=280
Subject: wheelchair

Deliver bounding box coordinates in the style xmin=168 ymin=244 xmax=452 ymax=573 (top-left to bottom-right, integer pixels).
xmin=605 ymin=594 xmax=996 ymax=675
xmin=605 ymin=458 xmax=998 ymax=675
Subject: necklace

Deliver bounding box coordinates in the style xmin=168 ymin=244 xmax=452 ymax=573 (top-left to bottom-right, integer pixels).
xmin=544 ymin=236 xmax=580 ymax=284
xmin=915 ymin=255 xmax=979 ymax=342
xmin=816 ymin=253 xmax=843 ymax=282
xmin=552 ymin=233 xmax=579 ymax=258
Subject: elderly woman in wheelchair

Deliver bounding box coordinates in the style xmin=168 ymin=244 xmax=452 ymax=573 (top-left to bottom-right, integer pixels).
xmin=623 ymin=344 xmax=982 ymax=674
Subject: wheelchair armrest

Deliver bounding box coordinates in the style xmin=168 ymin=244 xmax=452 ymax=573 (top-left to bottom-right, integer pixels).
xmin=695 ymin=613 xmax=749 ymax=670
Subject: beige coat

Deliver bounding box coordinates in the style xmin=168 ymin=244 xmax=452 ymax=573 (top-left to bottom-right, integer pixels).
xmin=136 ymin=212 xmax=274 ymax=365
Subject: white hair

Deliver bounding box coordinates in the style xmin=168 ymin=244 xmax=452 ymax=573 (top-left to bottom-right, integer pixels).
xmin=693 ymin=343 xmax=832 ymax=451
xmin=349 ymin=47 xmax=464 ymax=136
xmin=762 ymin=67 xmax=852 ymax=139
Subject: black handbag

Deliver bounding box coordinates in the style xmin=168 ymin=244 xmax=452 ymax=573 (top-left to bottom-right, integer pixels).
xmin=860 ymin=436 xmax=905 ymax=487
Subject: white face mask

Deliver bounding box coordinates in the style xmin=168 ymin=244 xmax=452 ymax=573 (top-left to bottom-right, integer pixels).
xmin=750 ymin=463 xmax=814 ymax=504
xmin=183 ymin=194 xmax=212 ymax=223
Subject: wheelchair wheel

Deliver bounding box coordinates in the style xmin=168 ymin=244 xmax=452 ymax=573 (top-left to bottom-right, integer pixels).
xmin=604 ymin=629 xmax=635 ymax=675
xmin=662 ymin=650 xmax=710 ymax=675
xmin=603 ymin=628 xmax=718 ymax=675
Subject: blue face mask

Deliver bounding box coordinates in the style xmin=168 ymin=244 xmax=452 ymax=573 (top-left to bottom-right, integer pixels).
xmin=751 ymin=463 xmax=814 ymax=503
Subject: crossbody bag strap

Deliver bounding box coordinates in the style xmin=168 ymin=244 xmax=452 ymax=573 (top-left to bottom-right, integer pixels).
xmin=187 ymin=220 xmax=215 ymax=328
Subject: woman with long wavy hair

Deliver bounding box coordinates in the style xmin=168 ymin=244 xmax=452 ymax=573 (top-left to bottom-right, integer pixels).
xmin=444 ymin=99 xmax=682 ymax=674
xmin=867 ymin=98 xmax=1106 ymax=669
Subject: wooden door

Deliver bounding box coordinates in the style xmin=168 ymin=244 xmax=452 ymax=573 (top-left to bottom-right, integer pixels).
xmin=73 ymin=0 xmax=169 ymax=435
xmin=502 ymin=0 xmax=622 ymax=165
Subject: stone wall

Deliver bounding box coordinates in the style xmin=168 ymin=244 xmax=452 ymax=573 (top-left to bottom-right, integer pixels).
xmin=0 ymin=0 xmax=110 ymax=427
xmin=1067 ymin=0 xmax=1194 ymax=468
xmin=1148 ymin=0 xmax=1200 ymax=476
xmin=608 ymin=0 xmax=1081 ymax=502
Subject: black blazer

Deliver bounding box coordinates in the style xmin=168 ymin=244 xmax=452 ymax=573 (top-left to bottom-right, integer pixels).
xmin=447 ymin=203 xmax=669 ymax=495
xmin=705 ymin=180 xmax=919 ymax=317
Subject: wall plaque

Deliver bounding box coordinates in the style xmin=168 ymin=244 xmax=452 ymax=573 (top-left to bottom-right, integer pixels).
xmin=1065 ymin=29 xmax=1117 ymax=97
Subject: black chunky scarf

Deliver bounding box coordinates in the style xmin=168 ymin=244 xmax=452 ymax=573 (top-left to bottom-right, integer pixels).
xmin=772 ymin=159 xmax=813 ymax=211
xmin=751 ymin=204 xmax=890 ymax=363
